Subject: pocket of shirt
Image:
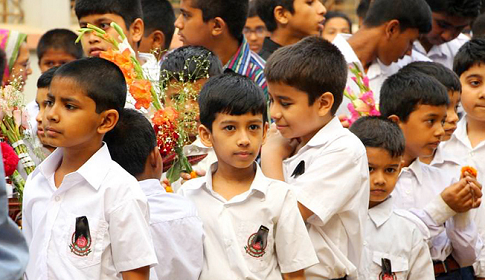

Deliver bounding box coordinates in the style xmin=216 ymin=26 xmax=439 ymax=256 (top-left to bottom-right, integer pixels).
xmin=236 ymin=221 xmax=274 ymax=273
xmin=371 ymin=250 xmax=409 ymax=279
xmin=64 ymin=214 xmax=108 ymax=269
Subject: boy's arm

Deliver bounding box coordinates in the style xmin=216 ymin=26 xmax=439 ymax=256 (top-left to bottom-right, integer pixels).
xmin=407 ymin=228 xmax=435 ymax=279
xmin=283 ymin=270 xmax=305 ymax=280
xmin=122 ymin=266 xmax=150 ymax=280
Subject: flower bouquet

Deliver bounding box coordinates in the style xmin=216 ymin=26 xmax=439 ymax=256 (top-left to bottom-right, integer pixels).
xmin=0 ymin=76 xmax=36 ymax=202
xmin=343 ymin=62 xmax=380 ymax=125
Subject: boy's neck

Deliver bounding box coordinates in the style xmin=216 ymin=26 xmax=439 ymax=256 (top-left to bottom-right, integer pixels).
xmin=54 ymin=140 xmax=104 ymax=188
xmin=270 ymin=29 xmax=303 ymax=48
xmin=211 ymin=36 xmax=241 ymax=66
xmin=296 ymin=115 xmax=333 ymax=152
xmin=402 ymin=152 xmax=417 ymax=168
xmin=418 ymin=36 xmax=434 ymax=53
xmin=418 ymin=153 xmax=434 ymax=165
xmin=212 ymin=162 xmax=256 ymax=201
xmin=347 ymin=27 xmax=381 ymax=72
xmin=466 ymin=115 xmax=485 ymax=148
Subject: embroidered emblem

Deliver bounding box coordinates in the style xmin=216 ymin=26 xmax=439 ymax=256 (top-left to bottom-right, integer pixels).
xmin=245 ymin=225 xmax=269 ymax=258
xmin=380 ymin=258 xmax=397 ymax=280
xmin=69 ymin=216 xmax=92 ymax=257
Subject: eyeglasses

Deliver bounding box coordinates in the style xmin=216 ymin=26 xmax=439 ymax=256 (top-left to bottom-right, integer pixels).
xmin=243 ymin=26 xmax=267 ymax=38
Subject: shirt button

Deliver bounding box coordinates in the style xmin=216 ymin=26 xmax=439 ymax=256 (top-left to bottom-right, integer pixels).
xmin=405 ymin=190 xmax=411 ymax=195
xmin=55 ymin=196 xmax=61 ymax=202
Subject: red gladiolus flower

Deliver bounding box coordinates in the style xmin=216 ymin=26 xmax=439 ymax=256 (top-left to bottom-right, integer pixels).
xmin=1 ymin=142 xmax=19 ymax=177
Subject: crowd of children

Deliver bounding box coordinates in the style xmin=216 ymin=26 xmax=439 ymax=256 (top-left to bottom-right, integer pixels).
xmin=0 ymin=0 xmax=485 ymax=279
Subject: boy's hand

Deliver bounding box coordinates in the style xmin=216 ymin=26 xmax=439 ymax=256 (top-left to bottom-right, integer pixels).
xmin=180 ymin=170 xmax=206 ymax=184
xmin=262 ymin=124 xmax=298 ymax=161
xmin=122 ymin=266 xmax=150 ymax=280
xmin=441 ymin=178 xmax=482 ymax=213
xmin=338 ymin=114 xmax=350 ymax=128
xmin=283 ymin=269 xmax=306 ymax=280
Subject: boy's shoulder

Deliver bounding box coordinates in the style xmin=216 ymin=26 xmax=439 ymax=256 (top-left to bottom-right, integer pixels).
xmin=391 ymin=209 xmax=430 ymax=239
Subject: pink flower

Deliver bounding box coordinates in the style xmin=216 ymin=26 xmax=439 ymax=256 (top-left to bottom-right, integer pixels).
xmin=351 ymin=76 xmax=358 ymax=84
xmin=360 ymin=91 xmax=376 ymax=107
xmin=347 ymin=103 xmax=360 ymax=124
xmin=363 ymin=76 xmax=370 ymax=89
xmin=370 ymin=108 xmax=381 ymax=116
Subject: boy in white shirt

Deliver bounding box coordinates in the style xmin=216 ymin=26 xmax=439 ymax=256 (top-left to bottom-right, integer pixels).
xmin=331 ymin=0 xmax=432 ymax=118
xmin=350 ymin=116 xmax=435 ymax=279
xmin=261 ymin=36 xmax=369 ymax=280
xmin=411 ymin=0 xmax=480 ymax=70
xmin=380 ymin=70 xmax=483 ymax=279
xmin=22 ymin=57 xmax=157 ymax=280
xmin=105 ymin=108 xmax=204 ymax=280
xmin=442 ymin=37 xmax=485 ymax=278
xmin=180 ymin=73 xmax=318 ymax=280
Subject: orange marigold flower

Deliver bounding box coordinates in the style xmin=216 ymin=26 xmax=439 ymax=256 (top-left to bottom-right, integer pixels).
xmin=100 ymin=48 xmax=137 ymax=84
xmin=129 ymin=79 xmax=152 ymax=109
xmin=152 ymin=107 xmax=178 ymax=126
xmin=461 ymin=166 xmax=478 ymax=178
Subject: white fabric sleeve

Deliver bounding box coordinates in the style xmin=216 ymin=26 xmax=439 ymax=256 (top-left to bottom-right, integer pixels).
xmin=109 ymin=198 xmax=158 ymax=273
xmin=275 ymin=189 xmax=319 ymax=273
xmin=446 ymin=211 xmax=482 ymax=267
xmin=407 ymin=227 xmax=435 ymax=280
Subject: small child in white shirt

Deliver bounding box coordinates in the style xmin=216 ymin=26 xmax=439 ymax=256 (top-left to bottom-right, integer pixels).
xmin=380 ymin=69 xmax=482 ymax=279
xmin=261 ymin=36 xmax=369 ymax=280
xmin=180 ymin=73 xmax=318 ymax=280
xmin=105 ymin=108 xmax=204 ymax=280
xmin=22 ymin=58 xmax=157 ymax=280
xmin=350 ymin=116 xmax=434 ymax=279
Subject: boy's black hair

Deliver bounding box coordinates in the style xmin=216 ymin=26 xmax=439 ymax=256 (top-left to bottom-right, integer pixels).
xmin=141 ymin=0 xmax=175 ymax=50
xmin=37 ymin=66 xmax=59 ymax=89
xmin=0 ymin=48 xmax=5 ymax=82
xmin=191 ymin=0 xmax=248 ymax=40
xmin=248 ymin=0 xmax=258 ymax=18
xmin=425 ymin=0 xmax=481 ymax=18
xmin=325 ymin=11 xmax=353 ymax=33
xmin=350 ymin=116 xmax=405 ymax=158
xmin=37 ymin=29 xmax=84 ymax=61
xmin=53 ymin=57 xmax=127 ymax=114
xmin=256 ymin=0 xmax=294 ymax=32
xmin=75 ymin=0 xmax=143 ymax=29
xmin=105 ymin=108 xmax=156 ymax=177
xmin=199 ymin=72 xmax=267 ymax=131
xmin=357 ymin=0 xmax=371 ymax=19
xmin=380 ymin=71 xmax=449 ymax=122
xmin=265 ymin=36 xmax=347 ymax=115
xmin=472 ymin=13 xmax=485 ymax=37
xmin=399 ymin=61 xmax=461 ymax=92
xmin=363 ymin=0 xmax=432 ymax=34
xmin=454 ymin=37 xmax=485 ymax=77
xmin=160 ymin=45 xmax=223 ymax=85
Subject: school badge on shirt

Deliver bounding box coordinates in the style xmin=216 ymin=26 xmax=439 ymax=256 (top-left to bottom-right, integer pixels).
xmin=69 ymin=216 xmax=92 ymax=257
xmin=245 ymin=225 xmax=269 ymax=258
xmin=379 ymin=258 xmax=397 ymax=280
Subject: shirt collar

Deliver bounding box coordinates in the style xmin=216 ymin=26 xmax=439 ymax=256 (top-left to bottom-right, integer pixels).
xmin=368 ymin=196 xmax=394 ymax=228
xmin=431 ymin=144 xmax=464 ymax=166
xmin=224 ymin=37 xmax=251 ymax=72
xmin=414 ymin=40 xmax=445 ymax=58
xmin=262 ymin=37 xmax=281 ymax=54
xmin=305 ymin=116 xmax=342 ymax=148
xmin=450 ymin=116 xmax=471 ymax=148
xmin=401 ymin=159 xmax=424 ymax=186
xmin=332 ymin=34 xmax=361 ymax=67
xmin=139 ymin=179 xmax=165 ymax=196
xmin=185 ymin=162 xmax=269 ymax=199
xmin=39 ymin=144 xmax=113 ymax=191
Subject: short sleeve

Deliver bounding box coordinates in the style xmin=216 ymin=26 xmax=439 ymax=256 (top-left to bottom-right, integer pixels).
xmin=109 ymin=197 xmax=158 ymax=272
xmin=275 ymin=189 xmax=318 ymax=273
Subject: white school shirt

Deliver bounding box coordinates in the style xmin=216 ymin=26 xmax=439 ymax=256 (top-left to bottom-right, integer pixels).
xmin=332 ymin=34 xmax=401 ymax=116
xmin=440 ymin=116 xmax=485 ymax=276
xmin=179 ymin=163 xmax=319 ymax=280
xmin=283 ymin=116 xmax=370 ymax=280
xmin=392 ymin=159 xmax=481 ymax=266
xmin=412 ymin=34 xmax=469 ymax=70
xmin=139 ymin=179 xmax=204 ymax=280
xmin=22 ymin=144 xmax=158 ymax=280
xmin=359 ymin=197 xmax=434 ymax=280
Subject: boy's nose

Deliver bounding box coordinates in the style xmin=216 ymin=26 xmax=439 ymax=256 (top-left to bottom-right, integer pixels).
xmin=317 ymin=1 xmax=327 ymax=15
xmin=237 ymin=131 xmax=250 ymax=147
xmin=175 ymin=15 xmax=183 ymax=29
xmin=373 ymin=172 xmax=386 ymax=186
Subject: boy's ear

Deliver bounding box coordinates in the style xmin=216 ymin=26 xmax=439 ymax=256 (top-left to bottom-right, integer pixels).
xmin=129 ymin=18 xmax=145 ymax=45
xmin=97 ymin=109 xmax=119 ymax=134
xmin=198 ymin=124 xmax=213 ymax=148
xmin=387 ymin=114 xmax=401 ymax=124
xmin=149 ymin=30 xmax=166 ymax=52
xmin=211 ymin=17 xmax=226 ymax=37
xmin=385 ymin=19 xmax=401 ymax=39
xmin=317 ymin=92 xmax=334 ymax=116
xmin=274 ymin=6 xmax=290 ymax=25
xmin=261 ymin=122 xmax=270 ymax=145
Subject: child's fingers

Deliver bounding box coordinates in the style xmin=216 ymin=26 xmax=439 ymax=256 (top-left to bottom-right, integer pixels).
xmin=181 ymin=172 xmax=191 ymax=180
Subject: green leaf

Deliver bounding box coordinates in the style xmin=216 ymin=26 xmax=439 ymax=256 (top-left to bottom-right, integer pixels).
xmin=166 ymin=159 xmax=182 ymax=183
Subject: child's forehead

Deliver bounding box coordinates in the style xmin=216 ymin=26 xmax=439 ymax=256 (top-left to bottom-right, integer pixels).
xmin=461 ymin=63 xmax=485 ymax=78
xmin=365 ymin=147 xmax=401 ymax=163
xmin=214 ymin=111 xmax=264 ymax=123
xmin=79 ymin=13 xmax=128 ymax=29
xmin=41 ymin=48 xmax=77 ymax=59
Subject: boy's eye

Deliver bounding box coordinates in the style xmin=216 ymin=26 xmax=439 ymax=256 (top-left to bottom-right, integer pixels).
xmin=45 ymin=100 xmax=53 ymax=107
xmin=368 ymin=166 xmax=375 ymax=173
xmin=470 ymin=80 xmax=481 ymax=87
xmin=224 ymin=125 xmax=235 ymax=131
xmin=99 ymin=23 xmax=111 ymax=30
xmin=249 ymin=124 xmax=260 ymax=130
xmin=65 ymin=104 xmax=76 ymax=110
xmin=385 ymin=168 xmax=396 ymax=173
